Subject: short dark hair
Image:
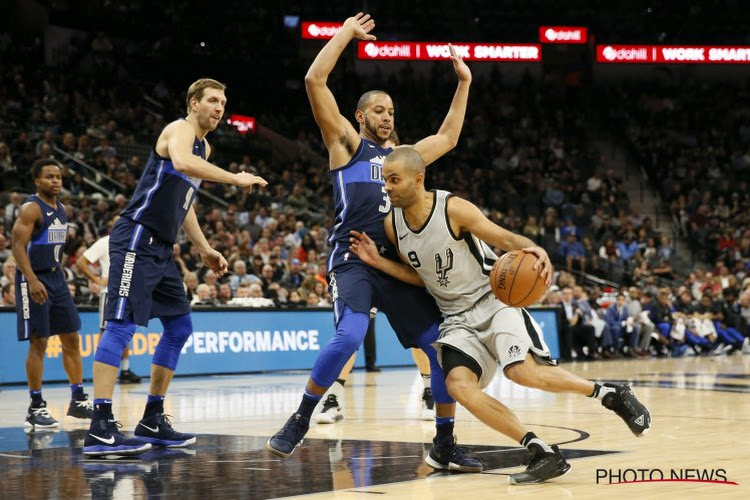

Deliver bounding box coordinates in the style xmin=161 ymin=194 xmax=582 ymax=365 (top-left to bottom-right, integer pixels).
xmin=31 ymin=158 xmax=62 ymax=179
xmin=357 ymin=90 xmax=389 ymax=112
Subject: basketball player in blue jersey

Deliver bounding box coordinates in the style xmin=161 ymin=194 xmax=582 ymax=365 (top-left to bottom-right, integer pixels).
xmin=12 ymin=158 xmax=93 ymax=429
xmin=350 ymin=147 xmax=651 ymax=484
xmin=83 ymin=78 xmax=267 ymax=456
xmin=267 ymin=13 xmax=481 ymax=472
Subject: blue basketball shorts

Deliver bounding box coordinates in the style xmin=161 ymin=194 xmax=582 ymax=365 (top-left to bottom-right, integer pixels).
xmin=105 ymin=218 xmax=190 ymax=327
xmin=16 ymin=269 xmax=81 ymax=341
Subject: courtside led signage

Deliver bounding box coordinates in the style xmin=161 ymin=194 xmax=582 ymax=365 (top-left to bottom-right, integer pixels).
xmin=301 ymin=22 xmax=344 ymax=39
xmin=539 ymin=26 xmax=587 ymax=44
xmin=357 ymin=42 xmax=541 ymax=62
xmin=226 ymin=115 xmax=256 ymax=134
xmin=597 ymin=45 xmax=750 ymax=64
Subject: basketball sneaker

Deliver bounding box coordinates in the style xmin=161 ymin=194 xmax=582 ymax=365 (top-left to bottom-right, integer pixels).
xmin=425 ymin=435 xmax=483 ymax=472
xmin=420 ymin=388 xmax=435 ymax=421
xmin=67 ymin=394 xmax=94 ymax=419
xmin=315 ymin=394 xmax=344 ymax=424
xmin=83 ymin=419 xmax=152 ymax=456
xmin=601 ymin=383 xmax=651 ymax=437
xmin=118 ymin=369 xmax=142 ymax=384
xmin=266 ymin=413 xmax=310 ymax=458
xmin=25 ymin=401 xmax=59 ymax=430
xmin=134 ymin=413 xmax=196 ymax=447
xmin=509 ymin=444 xmax=571 ymax=485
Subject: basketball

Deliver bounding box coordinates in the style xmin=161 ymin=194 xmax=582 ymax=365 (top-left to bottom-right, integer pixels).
xmin=489 ymin=250 xmax=547 ymax=307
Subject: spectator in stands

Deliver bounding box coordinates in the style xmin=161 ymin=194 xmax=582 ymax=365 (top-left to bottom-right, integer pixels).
xmin=0 ymin=233 xmax=11 ymax=263
xmin=558 ymin=233 xmax=587 ymax=274
xmin=183 ymin=271 xmax=199 ymax=302
xmin=191 ymin=283 xmax=215 ymax=306
xmin=2 ymin=282 xmax=15 ymax=305
xmin=650 ymin=288 xmax=688 ymax=356
xmin=229 ymin=259 xmax=258 ymax=292
xmin=604 ymin=293 xmax=639 ymax=357
xmin=217 ymin=283 xmax=233 ymax=305
xmin=280 ymin=258 xmax=305 ymax=290
xmin=560 ymin=287 xmax=598 ymax=360
xmin=0 ymin=257 xmax=16 ymax=287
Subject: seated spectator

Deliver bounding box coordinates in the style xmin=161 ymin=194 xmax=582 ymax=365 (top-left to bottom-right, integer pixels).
xmin=280 ymin=258 xmax=305 ymax=290
xmin=229 ymin=259 xmax=259 ymax=292
xmin=192 ymin=283 xmax=215 ymax=306
xmin=0 ymin=257 xmax=16 ymax=287
xmin=1 ymin=282 xmax=15 ymax=305
xmin=557 ymin=233 xmax=586 ymax=273
xmin=603 ymin=293 xmax=639 ymax=357
xmin=217 ymin=283 xmax=233 ymax=305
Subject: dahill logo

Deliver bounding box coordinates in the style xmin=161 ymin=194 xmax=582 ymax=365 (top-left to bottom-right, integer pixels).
xmin=596 ymin=468 xmax=738 ymax=486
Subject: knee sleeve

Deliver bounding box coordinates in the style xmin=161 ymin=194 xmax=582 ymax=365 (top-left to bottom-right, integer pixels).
xmin=153 ymin=313 xmax=193 ymax=371
xmin=419 ymin=341 xmax=455 ymax=405
xmin=95 ymin=320 xmax=136 ymax=367
xmin=311 ymin=306 xmax=369 ymax=388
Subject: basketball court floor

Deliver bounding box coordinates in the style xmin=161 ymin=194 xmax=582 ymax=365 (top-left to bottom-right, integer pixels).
xmin=1 ymin=356 xmax=748 ymax=499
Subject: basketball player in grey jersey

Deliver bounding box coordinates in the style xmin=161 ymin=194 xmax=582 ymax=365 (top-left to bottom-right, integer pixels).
xmin=350 ymin=147 xmax=652 ymax=485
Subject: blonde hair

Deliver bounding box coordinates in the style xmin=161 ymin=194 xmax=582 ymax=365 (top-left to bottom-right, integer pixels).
xmin=185 ymin=78 xmax=227 ymax=114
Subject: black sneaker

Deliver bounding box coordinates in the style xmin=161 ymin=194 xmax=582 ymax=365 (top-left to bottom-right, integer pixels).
xmin=25 ymin=401 xmax=59 ymax=430
xmin=420 ymin=388 xmax=435 ymax=421
xmin=509 ymin=444 xmax=571 ymax=485
xmin=67 ymin=394 xmax=94 ymax=419
xmin=601 ymin=383 xmax=651 ymax=437
xmin=134 ymin=413 xmax=196 ymax=447
xmin=83 ymin=419 xmax=152 ymax=456
xmin=425 ymin=435 xmax=483 ymax=472
xmin=118 ymin=369 xmax=142 ymax=384
xmin=315 ymin=394 xmax=343 ymax=424
xmin=266 ymin=413 xmax=310 ymax=458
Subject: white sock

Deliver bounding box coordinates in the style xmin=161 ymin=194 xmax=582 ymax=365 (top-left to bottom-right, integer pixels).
xmin=591 ymin=383 xmax=616 ymax=400
xmin=121 ymin=358 xmax=130 ymax=371
xmin=421 ymin=374 xmax=431 ymax=390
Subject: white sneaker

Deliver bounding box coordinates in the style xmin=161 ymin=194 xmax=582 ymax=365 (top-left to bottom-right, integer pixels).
xmin=315 ymin=394 xmax=343 ymax=424
xmin=420 ymin=388 xmax=435 ymax=421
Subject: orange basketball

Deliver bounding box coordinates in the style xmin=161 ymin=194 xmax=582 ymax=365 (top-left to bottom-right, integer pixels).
xmin=489 ymin=250 xmax=547 ymax=307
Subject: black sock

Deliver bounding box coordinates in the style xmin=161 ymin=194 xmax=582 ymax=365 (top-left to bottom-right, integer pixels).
xmin=93 ymin=399 xmax=113 ymax=421
xmin=30 ymin=390 xmax=43 ymax=407
xmin=336 ymin=378 xmax=347 ymax=387
xmin=436 ymin=419 xmax=454 ymax=440
xmin=589 ymin=383 xmax=601 ymax=398
xmin=296 ymin=390 xmax=321 ymax=420
xmin=143 ymin=400 xmax=164 ymax=418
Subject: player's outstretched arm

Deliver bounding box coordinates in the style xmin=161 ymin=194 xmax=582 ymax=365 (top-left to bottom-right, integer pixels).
xmin=11 ymin=202 xmax=48 ymax=304
xmin=167 ymin=121 xmax=267 ymax=190
xmin=306 ymin=13 xmax=375 ymax=157
xmin=447 ymin=197 xmax=552 ymax=286
xmin=182 ymin=206 xmax=228 ymax=277
xmin=349 ymin=227 xmax=425 ymax=288
xmin=413 ymin=44 xmax=471 ymax=166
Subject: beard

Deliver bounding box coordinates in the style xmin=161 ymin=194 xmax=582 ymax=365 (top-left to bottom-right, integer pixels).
xmin=365 ymin=117 xmax=389 ymax=142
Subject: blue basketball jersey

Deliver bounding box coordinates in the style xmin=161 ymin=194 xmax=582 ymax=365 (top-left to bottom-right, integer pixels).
xmin=26 ymin=194 xmax=67 ymax=271
xmin=120 ymin=136 xmax=205 ymax=244
xmin=327 ymin=138 xmax=393 ymax=271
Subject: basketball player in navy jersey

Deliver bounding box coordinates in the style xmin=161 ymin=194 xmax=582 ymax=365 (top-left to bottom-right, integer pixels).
xmin=267 ymin=13 xmax=481 ymax=472
xmin=83 ymin=78 xmax=267 ymax=456
xmin=12 ymin=158 xmax=93 ymax=429
xmin=350 ymin=148 xmax=652 ymax=484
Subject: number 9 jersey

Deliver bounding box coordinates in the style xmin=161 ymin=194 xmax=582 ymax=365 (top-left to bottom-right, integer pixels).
xmin=327 ymin=138 xmax=393 ymax=272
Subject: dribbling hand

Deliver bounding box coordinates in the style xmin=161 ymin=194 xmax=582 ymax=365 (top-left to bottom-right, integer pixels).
xmin=349 ymin=230 xmax=379 ymax=266
xmin=343 ymin=12 xmax=376 ymax=41
xmin=234 ymin=172 xmax=268 ymax=191
xmin=448 ymin=44 xmax=471 ymax=83
xmin=521 ymin=246 xmax=553 ymax=287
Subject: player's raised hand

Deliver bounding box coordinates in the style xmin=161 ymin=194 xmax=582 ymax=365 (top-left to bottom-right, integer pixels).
xmin=349 ymin=230 xmax=380 ymax=266
xmin=343 ymin=12 xmax=376 ymax=41
xmin=233 ymin=172 xmax=268 ymax=190
xmin=521 ymin=246 xmax=553 ymax=286
xmin=448 ymin=44 xmax=471 ymax=83
xmin=202 ymin=248 xmax=229 ymax=277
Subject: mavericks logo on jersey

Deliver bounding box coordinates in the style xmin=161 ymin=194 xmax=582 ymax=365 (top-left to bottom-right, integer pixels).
xmin=47 ymin=218 xmax=67 ymax=244
xmin=435 ymin=248 xmax=454 ymax=288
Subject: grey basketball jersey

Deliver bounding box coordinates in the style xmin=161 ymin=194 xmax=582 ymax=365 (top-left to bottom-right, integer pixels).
xmin=392 ymin=190 xmax=500 ymax=315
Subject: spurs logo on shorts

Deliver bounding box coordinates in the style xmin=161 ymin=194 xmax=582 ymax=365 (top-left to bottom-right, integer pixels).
xmin=435 ymin=248 xmax=454 ymax=288
xmin=507 ymin=345 xmax=522 ymax=359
